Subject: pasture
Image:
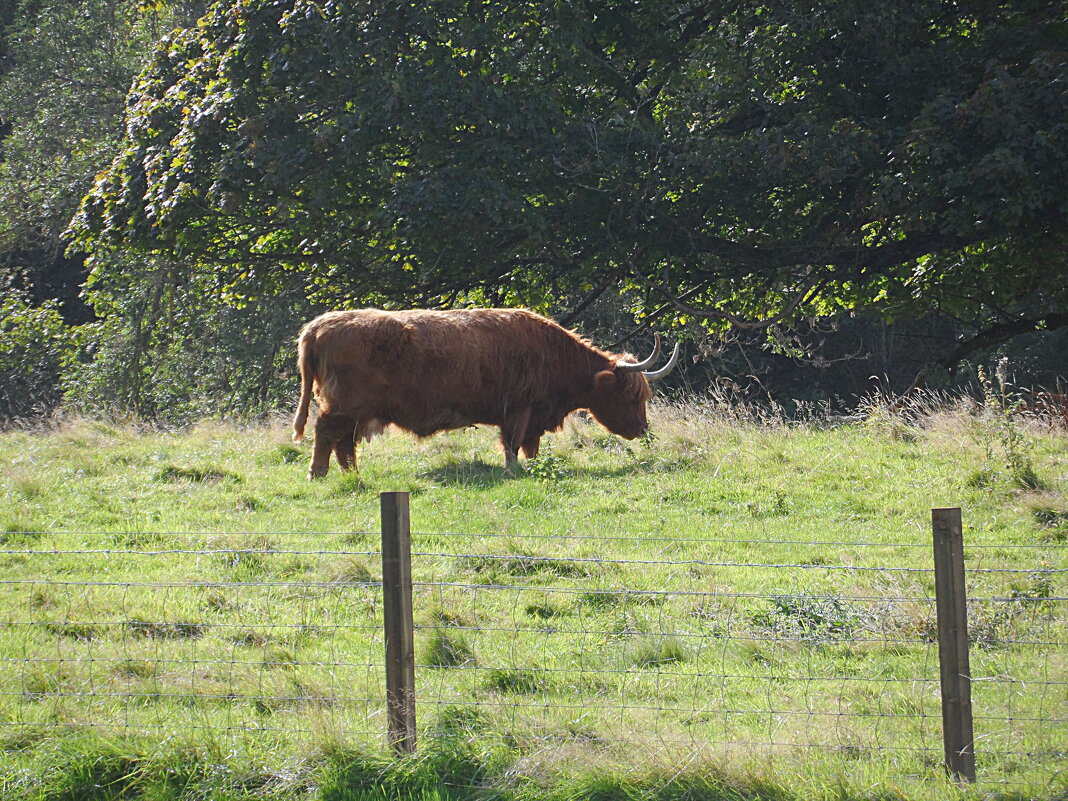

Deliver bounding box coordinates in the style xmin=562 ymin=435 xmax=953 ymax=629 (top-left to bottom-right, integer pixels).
xmin=0 ymin=399 xmax=1065 ymax=801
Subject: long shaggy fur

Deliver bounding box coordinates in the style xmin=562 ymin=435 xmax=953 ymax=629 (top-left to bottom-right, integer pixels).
xmin=292 ymin=308 xmax=655 ymax=477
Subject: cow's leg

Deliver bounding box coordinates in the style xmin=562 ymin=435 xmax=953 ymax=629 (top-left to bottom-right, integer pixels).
xmin=334 ymin=431 xmax=357 ymax=472
xmin=310 ymin=413 xmax=354 ymax=479
xmin=336 ymin=418 xmax=380 ymax=472
xmin=499 ymin=407 xmax=532 ymax=470
xmin=310 ymin=429 xmax=333 ymax=479
xmin=520 ymin=434 xmax=542 ymax=460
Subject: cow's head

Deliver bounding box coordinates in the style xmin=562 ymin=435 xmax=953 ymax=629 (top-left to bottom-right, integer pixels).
xmin=586 ymin=335 xmax=680 ymax=439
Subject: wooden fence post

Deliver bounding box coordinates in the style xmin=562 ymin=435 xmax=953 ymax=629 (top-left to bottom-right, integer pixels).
xmin=381 ymin=491 xmax=416 ymax=754
xmin=932 ymin=507 xmax=975 ymax=783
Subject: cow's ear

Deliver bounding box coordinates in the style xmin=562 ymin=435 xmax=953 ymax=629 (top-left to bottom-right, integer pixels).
xmin=594 ymin=370 xmax=617 ymax=390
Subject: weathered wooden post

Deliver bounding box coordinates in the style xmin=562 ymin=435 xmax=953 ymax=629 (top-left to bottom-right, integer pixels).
xmin=381 ymin=491 xmax=416 ymax=753
xmin=932 ymin=507 xmax=975 ymax=783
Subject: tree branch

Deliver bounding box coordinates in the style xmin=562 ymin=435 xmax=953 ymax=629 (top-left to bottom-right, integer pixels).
xmin=643 ymin=4 xmax=717 ymax=105
xmin=657 ymin=271 xmax=827 ymax=329
xmin=558 ymin=278 xmax=612 ymax=327
xmin=686 ymin=229 xmax=977 ymax=275
xmin=936 ymin=312 xmax=1068 ymax=370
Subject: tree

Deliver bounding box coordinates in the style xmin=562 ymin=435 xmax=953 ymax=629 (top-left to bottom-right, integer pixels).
xmin=0 ymin=0 xmax=204 ymax=319
xmin=73 ymin=0 xmax=1068 ymax=371
xmin=0 ymin=0 xmax=311 ymax=423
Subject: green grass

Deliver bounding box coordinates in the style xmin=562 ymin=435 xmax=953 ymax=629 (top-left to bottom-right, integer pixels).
xmin=0 ymin=402 xmax=1065 ymax=800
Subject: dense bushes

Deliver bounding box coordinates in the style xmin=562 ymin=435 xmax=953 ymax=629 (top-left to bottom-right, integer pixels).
xmin=0 ymin=286 xmax=77 ymax=422
xmin=2 ymin=262 xmax=313 ymax=426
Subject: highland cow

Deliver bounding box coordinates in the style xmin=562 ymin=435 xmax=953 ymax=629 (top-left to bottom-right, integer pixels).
xmin=292 ymin=308 xmax=679 ymax=478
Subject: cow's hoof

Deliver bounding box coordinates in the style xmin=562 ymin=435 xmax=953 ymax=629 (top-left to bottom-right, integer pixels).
xmin=308 ymin=467 xmax=329 ymax=480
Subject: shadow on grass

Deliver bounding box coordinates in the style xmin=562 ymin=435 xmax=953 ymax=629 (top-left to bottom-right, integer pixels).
xmin=420 ymin=455 xmax=693 ymax=489
xmin=420 ymin=460 xmax=513 ymax=488
xmin=576 ymin=455 xmax=699 ymax=480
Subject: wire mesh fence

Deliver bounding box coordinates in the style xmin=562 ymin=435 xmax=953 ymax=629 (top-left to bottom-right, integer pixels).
xmin=0 ymin=509 xmax=1064 ymax=787
xmin=0 ymin=546 xmax=388 ymax=743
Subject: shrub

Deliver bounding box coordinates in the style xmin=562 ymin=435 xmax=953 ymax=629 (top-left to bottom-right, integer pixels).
xmin=0 ymin=286 xmax=77 ymax=422
xmin=750 ymin=593 xmax=860 ymax=642
xmin=972 ymin=359 xmax=1042 ymax=490
xmin=63 ymin=254 xmax=314 ymax=423
xmin=525 ymin=453 xmax=572 ymax=481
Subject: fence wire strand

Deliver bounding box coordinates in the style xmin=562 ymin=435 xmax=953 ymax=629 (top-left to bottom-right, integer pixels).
xmin=0 ymin=535 xmax=1064 ymax=786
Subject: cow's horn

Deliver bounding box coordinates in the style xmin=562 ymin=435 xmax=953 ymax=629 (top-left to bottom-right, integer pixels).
xmin=642 ymin=342 xmax=681 ymax=382
xmin=617 ymin=334 xmax=662 ymax=372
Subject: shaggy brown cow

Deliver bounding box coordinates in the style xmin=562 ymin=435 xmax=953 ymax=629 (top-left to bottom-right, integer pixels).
xmin=291 ymin=308 xmax=679 ymax=478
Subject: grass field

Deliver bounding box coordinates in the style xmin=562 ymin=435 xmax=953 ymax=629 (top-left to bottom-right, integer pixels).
xmin=0 ymin=397 xmax=1065 ymax=800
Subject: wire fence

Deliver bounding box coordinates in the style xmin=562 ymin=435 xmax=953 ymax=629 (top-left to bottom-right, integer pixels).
xmin=0 ymin=507 xmax=1064 ymax=787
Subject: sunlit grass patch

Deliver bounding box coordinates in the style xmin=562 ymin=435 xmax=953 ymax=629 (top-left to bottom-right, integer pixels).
xmin=0 ymin=524 xmax=44 ymax=545
xmin=484 ymin=667 xmax=549 ymax=695
xmin=464 ymin=552 xmax=593 ymax=580
xmin=314 ymin=555 xmax=376 ymax=589
xmin=625 ymin=635 xmax=687 ymax=668
xmin=422 ymin=630 xmax=477 ymax=669
xmin=154 ymin=464 xmax=242 ymax=483
xmin=125 ymin=618 xmax=208 ymax=640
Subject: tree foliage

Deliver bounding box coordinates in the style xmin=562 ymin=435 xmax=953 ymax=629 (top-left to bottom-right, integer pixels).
xmin=0 ymin=0 xmax=308 ymax=422
xmin=0 ymin=281 xmax=78 ymax=421
xmin=0 ymin=0 xmax=205 ymax=317
xmin=62 ymin=250 xmax=308 ymax=421
xmin=72 ymin=0 xmax=1068 ymax=365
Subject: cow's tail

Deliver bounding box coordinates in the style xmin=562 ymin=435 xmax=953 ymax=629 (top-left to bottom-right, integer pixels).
xmin=292 ymin=329 xmax=316 ymax=442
